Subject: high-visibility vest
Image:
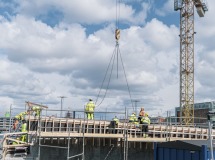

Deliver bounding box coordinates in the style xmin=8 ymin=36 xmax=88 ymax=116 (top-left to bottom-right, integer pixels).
xmin=15 ymin=112 xmax=27 ymax=120
xmin=21 ymin=123 xmax=27 ymax=132
xmin=85 ymin=101 xmax=95 ymax=112
xmin=129 ymin=114 xmax=137 ymax=122
xmin=5 ymin=112 xmax=10 ymax=118
xmin=112 ymin=117 xmax=119 ymax=125
xmin=32 ymin=106 xmax=41 ymax=116
xmin=141 ymin=116 xmax=150 ymax=125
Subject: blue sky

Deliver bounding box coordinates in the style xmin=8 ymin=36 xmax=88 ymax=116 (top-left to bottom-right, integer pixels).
xmin=0 ymin=0 xmax=214 ymax=118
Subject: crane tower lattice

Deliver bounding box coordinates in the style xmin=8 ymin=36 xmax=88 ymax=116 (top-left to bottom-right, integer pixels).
xmin=174 ymin=0 xmax=208 ymax=125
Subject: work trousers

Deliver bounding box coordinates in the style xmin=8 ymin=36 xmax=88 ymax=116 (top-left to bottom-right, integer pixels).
xmin=141 ymin=122 xmax=149 ymax=133
xmin=20 ymin=134 xmax=27 ymax=142
xmin=86 ymin=112 xmax=94 ymax=120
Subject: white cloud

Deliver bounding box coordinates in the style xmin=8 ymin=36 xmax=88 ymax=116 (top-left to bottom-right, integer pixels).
xmin=0 ymin=11 xmax=180 ymax=116
xmin=0 ymin=0 xmax=215 ymax=118
xmin=13 ymin=0 xmax=150 ymax=25
xmin=155 ymin=0 xmax=173 ymax=17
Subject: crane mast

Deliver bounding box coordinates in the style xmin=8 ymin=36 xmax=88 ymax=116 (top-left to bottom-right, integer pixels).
xmin=174 ymin=0 xmax=208 ymax=125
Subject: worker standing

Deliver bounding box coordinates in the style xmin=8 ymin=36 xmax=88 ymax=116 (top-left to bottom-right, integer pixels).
xmin=112 ymin=116 xmax=119 ymax=133
xmin=30 ymin=106 xmax=42 ymax=131
xmin=32 ymin=106 xmax=41 ymax=117
xmin=129 ymin=113 xmax=138 ymax=123
xmin=112 ymin=116 xmax=119 ymax=125
xmin=5 ymin=112 xmax=10 ymax=118
xmin=138 ymin=107 xmax=145 ymax=123
xmin=140 ymin=113 xmax=150 ymax=138
xmin=129 ymin=112 xmax=139 ymax=129
xmin=85 ymin=99 xmax=95 ymax=120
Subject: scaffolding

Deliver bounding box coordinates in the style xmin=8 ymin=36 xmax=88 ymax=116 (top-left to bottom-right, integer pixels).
xmin=0 ymin=104 xmax=213 ymax=160
xmin=35 ymin=108 xmax=128 ymax=160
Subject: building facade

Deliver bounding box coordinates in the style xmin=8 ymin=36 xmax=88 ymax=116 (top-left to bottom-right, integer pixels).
xmin=175 ymin=101 xmax=215 ymax=124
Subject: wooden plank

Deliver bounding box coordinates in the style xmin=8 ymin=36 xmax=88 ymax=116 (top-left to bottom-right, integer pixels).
xmin=18 ymin=117 xmax=214 ymax=142
xmin=26 ymin=101 xmax=48 ymax=109
xmin=40 ymin=132 xmax=124 ymax=138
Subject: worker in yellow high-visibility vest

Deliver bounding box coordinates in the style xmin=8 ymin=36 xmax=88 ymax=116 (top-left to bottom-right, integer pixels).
xmin=141 ymin=113 xmax=151 ymax=138
xmin=112 ymin=116 xmax=119 ymax=133
xmin=129 ymin=113 xmax=138 ymax=123
xmin=32 ymin=106 xmax=41 ymax=117
xmin=85 ymin=99 xmax=95 ymax=120
xmin=20 ymin=120 xmax=27 ymax=142
xmin=13 ymin=111 xmax=29 ymax=130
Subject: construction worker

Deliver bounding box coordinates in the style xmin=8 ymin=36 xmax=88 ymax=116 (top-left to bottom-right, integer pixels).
xmin=112 ymin=116 xmax=119 ymax=133
xmin=32 ymin=106 xmax=41 ymax=117
xmin=112 ymin=116 xmax=119 ymax=125
xmin=85 ymin=99 xmax=95 ymax=120
xmin=129 ymin=112 xmax=138 ymax=123
xmin=129 ymin=113 xmax=139 ymax=128
xmin=12 ymin=120 xmax=27 ymax=145
xmin=138 ymin=107 xmax=145 ymax=123
xmin=5 ymin=112 xmax=10 ymax=118
xmin=140 ymin=112 xmax=150 ymax=138
xmin=20 ymin=120 xmax=27 ymax=142
xmin=13 ymin=111 xmax=29 ymax=130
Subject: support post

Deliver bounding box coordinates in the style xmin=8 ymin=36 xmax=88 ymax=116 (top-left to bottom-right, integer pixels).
xmin=208 ymin=120 xmax=214 ymax=160
xmin=67 ymin=128 xmax=70 ymax=160
xmin=38 ymin=111 xmax=42 ymax=160
xmin=9 ymin=104 xmax=12 ymax=133
xmin=82 ymin=105 xmax=85 ymax=160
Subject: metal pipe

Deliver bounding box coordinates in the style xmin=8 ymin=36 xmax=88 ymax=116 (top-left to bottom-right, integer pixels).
xmin=208 ymin=120 xmax=214 ymax=160
xmin=58 ymin=96 xmax=67 ymax=118
xmin=67 ymin=128 xmax=70 ymax=160
xmin=165 ymin=111 xmax=169 ymax=141
xmin=9 ymin=104 xmax=12 ymax=133
xmin=123 ymin=107 xmax=126 ymax=160
xmin=40 ymin=144 xmax=67 ymax=149
xmin=126 ymin=108 xmax=128 ymax=160
xmin=82 ymin=105 xmax=85 ymax=160
xmin=38 ymin=110 xmax=42 ymax=160
xmin=68 ymin=153 xmax=83 ymax=159
xmin=169 ymin=111 xmax=171 ymax=141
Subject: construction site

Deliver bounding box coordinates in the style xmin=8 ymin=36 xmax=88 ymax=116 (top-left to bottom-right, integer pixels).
xmin=0 ymin=0 xmax=213 ymax=160
xmin=0 ymin=100 xmax=213 ymax=160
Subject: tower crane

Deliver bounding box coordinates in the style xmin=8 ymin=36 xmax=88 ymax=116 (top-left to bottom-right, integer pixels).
xmin=174 ymin=0 xmax=208 ymax=124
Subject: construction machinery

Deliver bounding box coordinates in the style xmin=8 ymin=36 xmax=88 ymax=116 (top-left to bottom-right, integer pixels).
xmin=174 ymin=0 xmax=208 ymax=124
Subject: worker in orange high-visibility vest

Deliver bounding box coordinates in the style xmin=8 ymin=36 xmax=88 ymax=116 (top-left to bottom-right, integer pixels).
xmin=85 ymin=99 xmax=95 ymax=120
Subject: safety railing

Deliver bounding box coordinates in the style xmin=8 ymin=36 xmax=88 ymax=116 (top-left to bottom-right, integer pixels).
xmin=0 ymin=118 xmax=13 ymax=132
xmin=26 ymin=117 xmax=211 ymax=140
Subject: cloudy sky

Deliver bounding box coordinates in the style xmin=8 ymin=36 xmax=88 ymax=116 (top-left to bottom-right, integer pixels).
xmin=0 ymin=0 xmax=214 ymax=117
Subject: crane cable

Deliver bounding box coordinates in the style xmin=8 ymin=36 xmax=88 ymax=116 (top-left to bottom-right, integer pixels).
xmin=116 ymin=0 xmax=120 ymax=30
xmin=95 ymin=46 xmax=117 ymax=106
xmin=95 ymin=0 xmax=134 ymax=111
